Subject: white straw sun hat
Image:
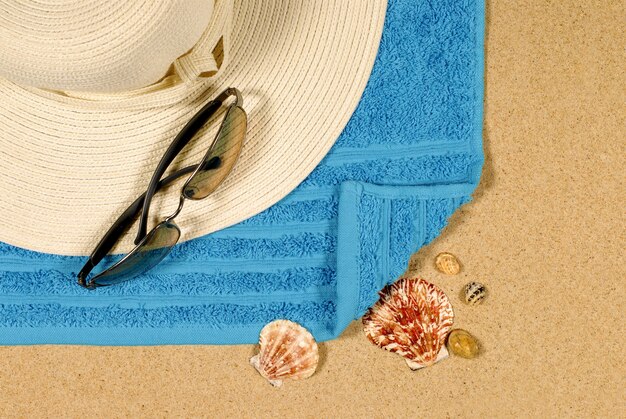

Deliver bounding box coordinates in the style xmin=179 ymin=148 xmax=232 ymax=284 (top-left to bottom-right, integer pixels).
xmin=0 ymin=0 xmax=387 ymax=255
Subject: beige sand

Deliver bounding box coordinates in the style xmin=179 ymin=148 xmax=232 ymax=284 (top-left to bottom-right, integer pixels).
xmin=0 ymin=1 xmax=623 ymax=417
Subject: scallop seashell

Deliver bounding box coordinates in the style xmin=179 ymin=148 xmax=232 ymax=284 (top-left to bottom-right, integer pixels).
xmin=434 ymin=252 xmax=461 ymax=275
xmin=250 ymin=320 xmax=319 ymax=387
xmin=446 ymin=329 xmax=480 ymax=359
xmin=463 ymin=281 xmax=486 ymax=305
xmin=363 ymin=276 xmax=454 ymax=370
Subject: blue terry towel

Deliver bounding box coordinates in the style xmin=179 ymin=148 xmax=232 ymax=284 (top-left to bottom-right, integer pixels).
xmin=0 ymin=0 xmax=484 ymax=345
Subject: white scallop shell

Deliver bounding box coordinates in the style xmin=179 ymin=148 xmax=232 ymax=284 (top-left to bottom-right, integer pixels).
xmin=250 ymin=320 xmax=319 ymax=387
xmin=363 ymin=276 xmax=454 ymax=370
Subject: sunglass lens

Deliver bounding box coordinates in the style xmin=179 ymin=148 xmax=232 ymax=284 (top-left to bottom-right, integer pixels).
xmin=92 ymin=222 xmax=180 ymax=286
xmin=183 ymin=105 xmax=247 ymax=200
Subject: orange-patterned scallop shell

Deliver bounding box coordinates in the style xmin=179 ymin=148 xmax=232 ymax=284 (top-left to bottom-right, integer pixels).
xmin=363 ymin=276 xmax=454 ymax=370
xmin=250 ymin=320 xmax=319 ymax=387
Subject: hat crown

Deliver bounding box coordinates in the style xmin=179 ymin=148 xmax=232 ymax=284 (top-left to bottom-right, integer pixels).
xmin=0 ymin=0 xmax=214 ymax=93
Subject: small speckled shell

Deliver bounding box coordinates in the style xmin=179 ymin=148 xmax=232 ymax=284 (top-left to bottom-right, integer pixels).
xmin=463 ymin=281 xmax=486 ymax=305
xmin=447 ymin=329 xmax=480 ymax=359
xmin=250 ymin=320 xmax=319 ymax=387
xmin=363 ymin=277 xmax=454 ymax=370
xmin=434 ymin=252 xmax=461 ymax=275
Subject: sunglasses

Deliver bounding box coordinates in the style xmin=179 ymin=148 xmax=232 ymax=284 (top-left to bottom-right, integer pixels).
xmin=78 ymin=88 xmax=247 ymax=289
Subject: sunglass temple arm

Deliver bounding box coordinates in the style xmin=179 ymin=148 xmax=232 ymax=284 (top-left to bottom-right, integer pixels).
xmin=133 ymin=87 xmax=241 ymax=245
xmin=77 ymin=164 xmax=201 ymax=288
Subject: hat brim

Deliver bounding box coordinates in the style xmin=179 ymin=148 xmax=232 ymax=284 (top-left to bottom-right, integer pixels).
xmin=0 ymin=0 xmax=387 ymax=255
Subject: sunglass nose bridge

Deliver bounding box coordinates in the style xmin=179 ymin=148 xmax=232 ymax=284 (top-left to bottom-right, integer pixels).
xmin=165 ymin=195 xmax=187 ymax=223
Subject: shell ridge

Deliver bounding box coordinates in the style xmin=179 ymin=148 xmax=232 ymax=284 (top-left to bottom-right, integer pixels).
xmin=270 ymin=339 xmax=314 ymax=378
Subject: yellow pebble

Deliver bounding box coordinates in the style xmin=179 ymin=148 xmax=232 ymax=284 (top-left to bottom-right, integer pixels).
xmin=446 ymin=329 xmax=480 ymax=359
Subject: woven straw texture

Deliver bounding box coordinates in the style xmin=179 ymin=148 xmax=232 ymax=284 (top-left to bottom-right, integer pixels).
xmin=0 ymin=0 xmax=215 ymax=92
xmin=0 ymin=0 xmax=387 ymax=255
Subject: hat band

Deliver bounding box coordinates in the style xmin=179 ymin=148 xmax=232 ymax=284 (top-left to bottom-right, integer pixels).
xmin=21 ymin=0 xmax=233 ymax=111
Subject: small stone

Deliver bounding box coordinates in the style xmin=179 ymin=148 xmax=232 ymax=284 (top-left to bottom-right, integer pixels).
xmin=446 ymin=329 xmax=480 ymax=359
xmin=434 ymin=252 xmax=461 ymax=275
xmin=463 ymin=281 xmax=486 ymax=305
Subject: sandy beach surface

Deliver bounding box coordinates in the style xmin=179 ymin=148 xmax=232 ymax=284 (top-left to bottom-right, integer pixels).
xmin=0 ymin=1 xmax=624 ymax=417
